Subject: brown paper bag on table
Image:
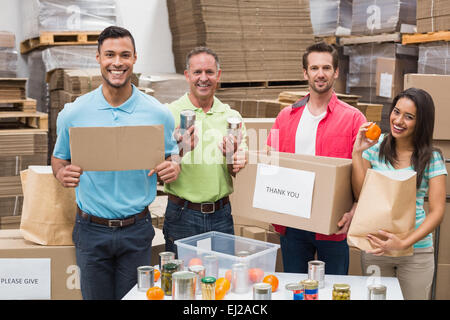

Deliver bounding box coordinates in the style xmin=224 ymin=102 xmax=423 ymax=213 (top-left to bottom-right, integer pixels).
xmin=20 ymin=166 xmax=76 ymax=245
xmin=347 ymin=169 xmax=416 ymax=257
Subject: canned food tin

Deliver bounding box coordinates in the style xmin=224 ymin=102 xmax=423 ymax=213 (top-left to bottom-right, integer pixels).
xmin=332 ymin=283 xmax=351 ymax=300
xmin=236 ymin=250 xmax=251 ymax=257
xmin=180 ymin=109 xmax=196 ymax=131
xmin=137 ymin=266 xmax=154 ymax=292
xmin=253 ymin=283 xmax=272 ymax=300
xmin=172 ymin=271 xmax=196 ymax=300
xmin=231 ymin=262 xmax=249 ymax=294
xmin=285 ymin=283 xmax=304 ymax=300
xmin=301 ymin=279 xmax=319 ymax=300
xmin=308 ymin=260 xmax=325 ymax=289
xmin=203 ymin=255 xmax=219 ymax=278
xmin=159 ymin=251 xmax=175 ymax=270
xmin=188 ymin=264 xmax=206 ymax=295
xmin=367 ymin=284 xmax=387 ymax=300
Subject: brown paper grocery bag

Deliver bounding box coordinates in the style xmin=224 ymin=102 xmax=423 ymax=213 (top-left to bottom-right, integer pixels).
xmin=347 ymin=169 xmax=416 ymax=257
xmin=20 ymin=166 xmax=76 ymax=245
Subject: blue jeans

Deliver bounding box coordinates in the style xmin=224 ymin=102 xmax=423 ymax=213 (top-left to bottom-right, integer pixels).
xmin=163 ymin=199 xmax=234 ymax=256
xmin=280 ymin=227 xmax=349 ymax=275
xmin=72 ymin=212 xmax=155 ymax=300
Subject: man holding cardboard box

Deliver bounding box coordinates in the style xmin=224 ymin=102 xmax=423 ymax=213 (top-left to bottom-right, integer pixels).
xmin=51 ymin=26 xmax=180 ymax=300
xmin=267 ymin=42 xmax=366 ymax=274
xmin=163 ymin=47 xmax=247 ymax=254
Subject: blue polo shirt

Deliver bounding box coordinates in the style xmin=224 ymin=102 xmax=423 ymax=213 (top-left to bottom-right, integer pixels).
xmin=53 ymin=85 xmax=178 ymax=219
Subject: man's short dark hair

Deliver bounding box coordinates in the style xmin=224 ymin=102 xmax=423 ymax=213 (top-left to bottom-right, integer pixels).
xmin=98 ymin=26 xmax=136 ymax=53
xmin=185 ymin=46 xmax=220 ymax=70
xmin=302 ymin=42 xmax=338 ymax=71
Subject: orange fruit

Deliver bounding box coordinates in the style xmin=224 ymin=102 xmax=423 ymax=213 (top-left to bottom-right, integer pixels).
xmin=225 ymin=269 xmax=232 ymax=282
xmin=215 ymin=285 xmax=226 ymax=300
xmin=146 ymin=286 xmax=164 ymax=300
xmin=188 ymin=257 xmax=203 ymax=267
xmin=154 ymin=269 xmax=161 ymax=282
xmin=263 ymin=274 xmax=279 ymax=292
xmin=248 ymin=268 xmax=264 ymax=283
xmin=365 ymin=123 xmax=381 ymax=140
xmin=216 ymin=277 xmax=231 ymax=293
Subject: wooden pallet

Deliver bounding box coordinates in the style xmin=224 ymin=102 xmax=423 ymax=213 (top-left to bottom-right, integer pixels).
xmin=20 ymin=31 xmax=101 ymax=54
xmin=402 ymin=31 xmax=450 ymax=45
xmin=340 ymin=32 xmax=402 ymax=45
xmin=0 ymin=98 xmax=37 ymax=112
xmin=0 ymin=111 xmax=48 ymax=131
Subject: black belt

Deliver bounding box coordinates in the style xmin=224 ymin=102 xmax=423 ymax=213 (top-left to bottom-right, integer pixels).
xmin=77 ymin=206 xmax=148 ymax=228
xmin=168 ymin=194 xmax=230 ymax=214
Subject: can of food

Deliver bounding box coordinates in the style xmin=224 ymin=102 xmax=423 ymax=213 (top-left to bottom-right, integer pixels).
xmin=231 ymin=262 xmax=249 ymax=294
xmin=188 ymin=264 xmax=206 ymax=295
xmin=137 ymin=266 xmax=154 ymax=292
xmin=170 ymin=258 xmax=184 ymax=271
xmin=308 ymin=260 xmax=325 ymax=289
xmin=203 ymin=254 xmax=219 ymax=279
xmin=201 ymin=277 xmax=216 ymax=300
xmin=285 ymin=283 xmax=304 ymax=300
xmin=332 ymin=283 xmax=351 ymax=300
xmin=161 ymin=262 xmax=178 ymax=296
xmin=253 ymin=283 xmax=272 ymax=300
xmin=367 ymin=284 xmax=387 ymax=300
xmin=159 ymin=251 xmax=175 ymax=270
xmin=301 ymin=279 xmax=319 ymax=300
xmin=172 ymin=271 xmax=196 ymax=300
xmin=227 ymin=117 xmax=242 ymax=136
xmin=180 ymin=109 xmax=196 ymax=132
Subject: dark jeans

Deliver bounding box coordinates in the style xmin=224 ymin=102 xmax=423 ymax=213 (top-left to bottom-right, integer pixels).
xmin=280 ymin=227 xmax=349 ymax=275
xmin=72 ymin=212 xmax=155 ymax=300
xmin=163 ymin=198 xmax=234 ymax=256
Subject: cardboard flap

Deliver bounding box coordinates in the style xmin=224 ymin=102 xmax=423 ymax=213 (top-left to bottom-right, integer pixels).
xmin=69 ymin=125 xmax=165 ymax=171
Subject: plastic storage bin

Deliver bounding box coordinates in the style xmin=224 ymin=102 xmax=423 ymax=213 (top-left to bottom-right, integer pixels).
xmin=175 ymin=231 xmax=280 ymax=278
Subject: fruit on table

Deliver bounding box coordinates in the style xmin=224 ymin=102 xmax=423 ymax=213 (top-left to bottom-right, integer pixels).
xmin=146 ymin=286 xmax=164 ymax=300
xmin=248 ymin=268 xmax=264 ymax=283
xmin=225 ymin=269 xmax=232 ymax=282
xmin=215 ymin=284 xmax=227 ymax=300
xmin=216 ymin=277 xmax=230 ymax=293
xmin=188 ymin=257 xmax=203 ymax=266
xmin=263 ymin=274 xmax=279 ymax=292
xmin=154 ymin=269 xmax=161 ymax=282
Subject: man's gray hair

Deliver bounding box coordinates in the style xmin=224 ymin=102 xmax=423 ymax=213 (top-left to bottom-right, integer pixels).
xmin=185 ymin=46 xmax=220 ymax=71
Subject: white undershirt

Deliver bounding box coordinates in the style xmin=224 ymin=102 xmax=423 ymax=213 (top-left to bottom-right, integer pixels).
xmin=295 ymin=104 xmax=327 ymax=155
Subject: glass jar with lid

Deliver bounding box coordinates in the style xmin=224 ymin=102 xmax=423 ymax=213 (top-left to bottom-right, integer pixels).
xmin=161 ymin=262 xmax=178 ymax=296
xmin=332 ymin=283 xmax=351 ymax=300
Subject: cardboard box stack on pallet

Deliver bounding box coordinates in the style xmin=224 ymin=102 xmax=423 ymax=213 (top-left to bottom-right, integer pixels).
xmin=0 ymin=77 xmax=48 ymax=229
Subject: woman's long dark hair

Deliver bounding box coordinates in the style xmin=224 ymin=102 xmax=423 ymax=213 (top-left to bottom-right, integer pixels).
xmin=379 ymin=87 xmax=442 ymax=189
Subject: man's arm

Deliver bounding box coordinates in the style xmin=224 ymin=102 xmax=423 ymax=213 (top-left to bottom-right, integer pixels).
xmin=51 ymin=156 xmax=83 ymax=188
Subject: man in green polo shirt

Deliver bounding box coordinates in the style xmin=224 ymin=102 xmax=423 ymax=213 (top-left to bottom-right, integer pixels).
xmin=163 ymin=46 xmax=247 ymax=253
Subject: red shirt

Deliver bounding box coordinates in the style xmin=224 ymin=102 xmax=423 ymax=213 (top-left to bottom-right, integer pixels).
xmin=267 ymin=92 xmax=366 ymax=241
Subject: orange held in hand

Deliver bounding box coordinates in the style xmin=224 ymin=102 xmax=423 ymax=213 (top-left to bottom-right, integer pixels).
xmin=248 ymin=268 xmax=264 ymax=283
xmin=216 ymin=277 xmax=231 ymax=293
xmin=365 ymin=123 xmax=381 ymax=140
xmin=146 ymin=286 xmax=164 ymax=300
xmin=263 ymin=274 xmax=279 ymax=292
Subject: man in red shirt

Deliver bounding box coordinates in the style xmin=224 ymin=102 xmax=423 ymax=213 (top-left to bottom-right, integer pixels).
xmin=267 ymin=42 xmax=366 ymax=274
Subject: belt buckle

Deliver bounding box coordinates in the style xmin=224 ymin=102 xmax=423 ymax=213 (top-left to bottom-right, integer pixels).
xmin=200 ymin=202 xmax=215 ymax=214
xmin=108 ymin=219 xmax=123 ymax=227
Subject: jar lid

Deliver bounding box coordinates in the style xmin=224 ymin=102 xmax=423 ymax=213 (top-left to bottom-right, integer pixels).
xmin=163 ymin=262 xmax=178 ymax=271
xmin=333 ymin=283 xmax=350 ymax=291
xmin=201 ymin=276 xmax=216 ymax=284
xmin=300 ymin=279 xmax=319 ymax=289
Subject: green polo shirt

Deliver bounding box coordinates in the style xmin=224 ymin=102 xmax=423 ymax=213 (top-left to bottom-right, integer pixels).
xmin=164 ymin=93 xmax=247 ymax=203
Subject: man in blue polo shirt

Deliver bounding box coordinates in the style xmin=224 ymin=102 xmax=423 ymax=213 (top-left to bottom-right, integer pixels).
xmin=51 ymin=26 xmax=180 ymax=300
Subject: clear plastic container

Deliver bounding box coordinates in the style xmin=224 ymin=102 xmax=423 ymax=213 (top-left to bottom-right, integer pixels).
xmin=174 ymin=231 xmax=280 ymax=284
